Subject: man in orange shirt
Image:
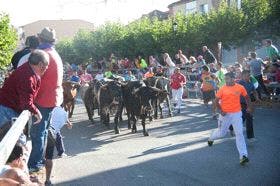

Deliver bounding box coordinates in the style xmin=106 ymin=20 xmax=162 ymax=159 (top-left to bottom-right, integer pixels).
xmin=208 ymin=72 xmax=252 ymax=165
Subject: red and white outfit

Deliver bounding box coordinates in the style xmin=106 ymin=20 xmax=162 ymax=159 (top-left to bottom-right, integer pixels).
xmin=170 ymin=72 xmax=186 ymax=110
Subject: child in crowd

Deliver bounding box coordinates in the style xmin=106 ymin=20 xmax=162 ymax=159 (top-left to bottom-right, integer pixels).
xmin=45 ymin=106 xmax=72 ymax=185
xmin=200 ymin=65 xmax=217 ymax=119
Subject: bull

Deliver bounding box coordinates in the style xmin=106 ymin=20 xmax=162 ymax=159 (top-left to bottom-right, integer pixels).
xmin=123 ymin=81 xmax=168 ymax=136
xmin=143 ymin=77 xmax=173 ymax=119
xmin=62 ymin=81 xmax=80 ymax=118
xmin=98 ymin=80 xmax=124 ymax=134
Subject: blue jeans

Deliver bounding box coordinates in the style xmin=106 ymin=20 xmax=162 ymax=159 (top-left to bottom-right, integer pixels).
xmin=28 ymin=105 xmax=53 ymax=169
xmin=0 ymin=105 xmax=19 ymax=128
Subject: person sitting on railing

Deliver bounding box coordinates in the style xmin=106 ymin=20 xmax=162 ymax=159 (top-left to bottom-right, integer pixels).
xmin=123 ymin=58 xmax=132 ymax=69
xmin=80 ymin=69 xmax=93 ymax=86
xmin=144 ymin=67 xmax=155 ymax=78
xmin=104 ymin=67 xmax=114 ymax=79
xmin=189 ymin=56 xmax=197 ymax=65
xmin=193 ymin=55 xmax=205 ymax=73
xmin=124 ymin=70 xmax=136 ymax=81
xmin=69 ymin=71 xmax=81 ymax=84
xmin=0 ymin=50 xmax=49 ymax=128
xmin=149 ymin=55 xmax=161 ymax=68
xmin=95 ymin=70 xmax=104 ymax=81
xmin=155 ymin=66 xmax=164 ymax=77
xmin=178 ymin=49 xmax=189 ymax=65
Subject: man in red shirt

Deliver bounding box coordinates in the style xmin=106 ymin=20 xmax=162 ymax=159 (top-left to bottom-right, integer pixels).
xmin=28 ymin=27 xmax=64 ymax=173
xmin=0 ymin=50 xmax=49 ymax=127
xmin=170 ymin=67 xmax=186 ymax=113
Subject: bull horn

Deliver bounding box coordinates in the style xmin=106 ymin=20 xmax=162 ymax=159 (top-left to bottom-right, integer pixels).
xmin=149 ymin=86 xmax=161 ymax=92
xmin=132 ymin=87 xmax=140 ymax=95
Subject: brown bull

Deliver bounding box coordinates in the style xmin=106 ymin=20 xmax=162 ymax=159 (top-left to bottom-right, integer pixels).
xmin=62 ymin=81 xmax=79 ymax=118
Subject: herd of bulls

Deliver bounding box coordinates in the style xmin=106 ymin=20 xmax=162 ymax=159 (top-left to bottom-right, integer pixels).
xmin=62 ymin=77 xmax=174 ymax=136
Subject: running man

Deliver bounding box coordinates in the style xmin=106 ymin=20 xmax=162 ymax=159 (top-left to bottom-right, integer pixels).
xmin=207 ymin=72 xmax=252 ymax=165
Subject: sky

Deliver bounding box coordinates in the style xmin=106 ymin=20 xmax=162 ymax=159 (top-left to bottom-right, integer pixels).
xmin=0 ymin=0 xmax=175 ymax=27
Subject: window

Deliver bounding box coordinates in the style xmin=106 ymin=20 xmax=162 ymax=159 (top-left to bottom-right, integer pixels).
xmin=199 ymin=4 xmax=208 ymax=14
xmin=185 ymin=1 xmax=197 ymax=14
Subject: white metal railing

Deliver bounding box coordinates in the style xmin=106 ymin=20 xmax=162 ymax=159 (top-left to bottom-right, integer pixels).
xmin=0 ymin=110 xmax=30 ymax=168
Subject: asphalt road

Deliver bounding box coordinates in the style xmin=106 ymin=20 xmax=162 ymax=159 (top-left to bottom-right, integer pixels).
xmin=51 ymin=99 xmax=280 ymax=186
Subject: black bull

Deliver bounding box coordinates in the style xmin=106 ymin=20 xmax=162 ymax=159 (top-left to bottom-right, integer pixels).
xmin=122 ymin=81 xmax=169 ymax=136
xmin=98 ymin=80 xmax=124 ymax=134
xmin=83 ymin=80 xmax=103 ymax=123
xmin=143 ymin=77 xmax=173 ymax=119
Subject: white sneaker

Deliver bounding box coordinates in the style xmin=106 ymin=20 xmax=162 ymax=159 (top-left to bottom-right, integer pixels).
xmin=247 ymin=138 xmax=257 ymax=143
xmin=57 ymin=153 xmax=68 ymax=158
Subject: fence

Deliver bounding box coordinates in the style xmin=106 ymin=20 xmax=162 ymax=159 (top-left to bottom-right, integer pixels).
xmin=0 ymin=110 xmax=30 ymax=168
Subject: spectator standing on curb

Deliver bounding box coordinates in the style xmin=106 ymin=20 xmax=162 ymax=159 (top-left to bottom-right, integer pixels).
xmin=208 ymin=72 xmax=252 ymax=165
xmin=28 ymin=27 xmax=64 ymax=173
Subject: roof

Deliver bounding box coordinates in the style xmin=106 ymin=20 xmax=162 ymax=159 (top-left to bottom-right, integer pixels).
xmin=167 ymin=0 xmax=193 ymax=8
xmin=20 ymin=19 xmax=95 ymax=41
xmin=142 ymin=9 xmax=169 ymax=20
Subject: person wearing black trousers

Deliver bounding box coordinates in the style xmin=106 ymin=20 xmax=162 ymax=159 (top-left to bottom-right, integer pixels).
xmin=229 ymin=70 xmax=260 ymax=141
xmin=247 ymin=52 xmax=270 ymax=99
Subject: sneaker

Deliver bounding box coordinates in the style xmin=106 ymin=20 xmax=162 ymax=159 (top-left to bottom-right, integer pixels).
xmin=240 ymin=155 xmax=249 ymax=165
xmin=207 ymin=140 xmax=214 ymax=146
xmin=212 ymin=114 xmax=217 ymax=120
xmin=230 ymin=130 xmax=235 ymax=137
xmin=177 ymin=109 xmax=181 ymax=114
xmin=29 ymin=167 xmax=43 ymax=174
xmin=57 ymin=153 xmax=68 ymax=158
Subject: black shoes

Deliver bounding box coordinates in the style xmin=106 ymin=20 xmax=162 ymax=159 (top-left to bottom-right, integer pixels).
xmin=177 ymin=109 xmax=181 ymax=114
xmin=207 ymin=140 xmax=214 ymax=146
xmin=240 ymin=155 xmax=249 ymax=165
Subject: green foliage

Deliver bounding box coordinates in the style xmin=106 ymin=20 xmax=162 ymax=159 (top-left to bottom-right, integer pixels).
xmin=56 ymin=39 xmax=78 ymax=64
xmin=202 ymin=2 xmax=247 ymax=48
xmin=56 ymin=1 xmax=278 ymax=64
xmin=0 ymin=14 xmax=17 ymax=69
xmin=242 ymin=0 xmax=270 ymax=28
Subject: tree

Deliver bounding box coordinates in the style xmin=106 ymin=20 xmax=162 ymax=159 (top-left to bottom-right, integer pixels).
xmin=56 ymin=39 xmax=78 ymax=64
xmin=0 ymin=14 xmax=17 ymax=69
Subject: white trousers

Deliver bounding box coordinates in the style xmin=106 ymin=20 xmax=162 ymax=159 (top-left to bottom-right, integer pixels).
xmin=209 ymin=111 xmax=248 ymax=159
xmin=172 ymin=87 xmax=183 ymax=109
